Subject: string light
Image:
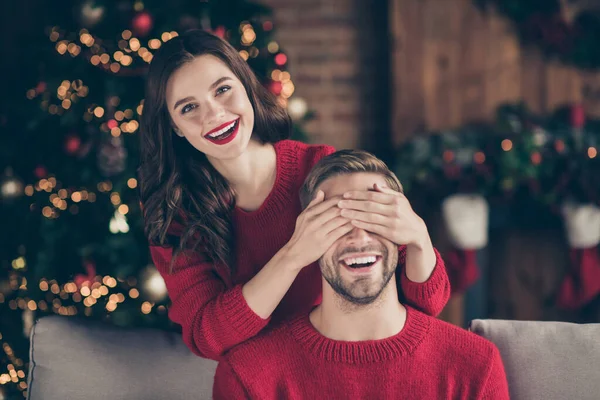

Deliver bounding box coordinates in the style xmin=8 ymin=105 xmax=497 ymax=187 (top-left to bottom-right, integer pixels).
xmin=267 ymin=41 xmax=279 ymax=53
xmin=11 ymin=258 xmax=25 ymax=270
xmin=501 ymin=139 xmax=513 ymax=151
xmin=148 ymin=39 xmax=161 ymax=49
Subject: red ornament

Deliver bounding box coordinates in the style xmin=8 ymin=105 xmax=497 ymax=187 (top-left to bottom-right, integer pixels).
xmin=570 ymin=103 xmax=585 ymax=128
xmin=263 ymin=21 xmax=273 ymax=31
xmin=212 ymin=26 xmax=226 ymax=38
xmin=35 ymin=81 xmax=47 ymax=94
xmin=74 ymin=261 xmax=97 ymax=288
xmin=132 ymin=11 xmax=154 ymax=37
xmin=274 ymin=53 xmax=287 ymax=66
xmin=65 ymin=135 xmax=81 ymax=155
xmin=444 ymin=165 xmax=461 ymax=179
xmin=268 ymin=81 xmax=282 ymax=95
xmin=34 ymin=165 xmax=47 ymax=179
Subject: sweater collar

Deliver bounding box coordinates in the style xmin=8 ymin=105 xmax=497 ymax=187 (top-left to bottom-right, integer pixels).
xmin=288 ymin=306 xmax=430 ymax=363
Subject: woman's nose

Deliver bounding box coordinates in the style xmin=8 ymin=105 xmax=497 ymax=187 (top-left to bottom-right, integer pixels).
xmin=203 ymin=99 xmax=225 ymax=125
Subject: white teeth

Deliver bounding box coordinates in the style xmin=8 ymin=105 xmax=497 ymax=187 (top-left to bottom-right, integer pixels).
xmin=208 ymin=121 xmax=236 ymax=138
xmin=343 ymin=256 xmax=377 ymax=266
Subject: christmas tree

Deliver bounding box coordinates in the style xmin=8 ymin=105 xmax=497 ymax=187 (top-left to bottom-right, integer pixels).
xmin=0 ymin=1 xmax=311 ymax=398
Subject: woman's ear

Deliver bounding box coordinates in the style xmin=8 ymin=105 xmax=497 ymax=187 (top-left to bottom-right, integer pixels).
xmin=173 ymin=126 xmax=184 ymax=137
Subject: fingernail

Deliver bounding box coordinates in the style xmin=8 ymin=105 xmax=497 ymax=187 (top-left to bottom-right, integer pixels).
xmin=343 ymin=192 xmax=351 ymax=198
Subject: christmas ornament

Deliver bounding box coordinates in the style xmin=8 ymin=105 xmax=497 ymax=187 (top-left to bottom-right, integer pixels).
xmin=287 ymin=97 xmax=307 ymax=120
xmin=78 ymin=0 xmax=105 ymax=28
xmin=1 ymin=168 xmax=24 ymax=200
xmin=139 ymin=265 xmax=168 ymax=302
xmin=74 ymin=261 xmax=97 ymax=288
xmin=132 ymin=11 xmax=154 ymax=37
xmin=207 ymin=25 xmax=227 ymax=39
xmin=34 ymin=165 xmax=47 ymax=179
xmin=97 ymin=136 xmax=127 ymax=177
xmin=35 ymin=81 xmax=47 ymax=94
xmin=268 ymin=81 xmax=282 ymax=96
xmin=65 ymin=134 xmax=81 ymax=155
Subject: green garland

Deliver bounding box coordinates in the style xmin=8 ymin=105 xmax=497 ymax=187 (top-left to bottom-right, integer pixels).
xmin=475 ymin=0 xmax=600 ymax=70
xmin=395 ymin=102 xmax=600 ymax=215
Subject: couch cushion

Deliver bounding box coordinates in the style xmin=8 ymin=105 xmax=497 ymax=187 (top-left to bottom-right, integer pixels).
xmin=470 ymin=319 xmax=600 ymax=400
xmin=27 ymin=316 xmax=217 ymax=400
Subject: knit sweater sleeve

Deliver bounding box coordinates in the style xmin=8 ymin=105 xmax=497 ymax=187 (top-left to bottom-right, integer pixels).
xmin=213 ymin=359 xmax=250 ymax=399
xmin=480 ymin=346 xmax=510 ymax=399
xmin=398 ymin=246 xmax=451 ymax=317
xmin=150 ymin=244 xmax=269 ymax=360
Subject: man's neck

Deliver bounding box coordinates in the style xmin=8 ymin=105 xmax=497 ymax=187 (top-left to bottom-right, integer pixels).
xmin=309 ymin=278 xmax=407 ymax=341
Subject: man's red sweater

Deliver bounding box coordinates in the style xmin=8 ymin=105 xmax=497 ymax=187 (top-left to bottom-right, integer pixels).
xmin=149 ymin=140 xmax=451 ymax=360
xmin=213 ymin=306 xmax=510 ymax=400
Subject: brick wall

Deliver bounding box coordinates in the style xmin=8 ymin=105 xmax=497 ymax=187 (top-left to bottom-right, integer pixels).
xmin=259 ymin=0 xmax=393 ymax=161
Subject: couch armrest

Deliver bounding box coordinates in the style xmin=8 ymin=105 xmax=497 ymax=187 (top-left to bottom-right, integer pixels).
xmin=471 ymin=319 xmax=600 ymax=400
xmin=27 ymin=316 xmax=217 ymax=400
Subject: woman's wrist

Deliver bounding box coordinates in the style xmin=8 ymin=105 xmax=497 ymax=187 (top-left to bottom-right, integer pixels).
xmin=278 ymin=245 xmax=306 ymax=273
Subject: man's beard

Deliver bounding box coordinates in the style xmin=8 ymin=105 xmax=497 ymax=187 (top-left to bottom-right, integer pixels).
xmin=321 ymin=243 xmax=397 ymax=306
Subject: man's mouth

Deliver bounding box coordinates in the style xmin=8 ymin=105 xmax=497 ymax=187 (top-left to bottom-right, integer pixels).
xmin=339 ymin=254 xmax=382 ymax=273
xmin=203 ymin=118 xmax=240 ymax=144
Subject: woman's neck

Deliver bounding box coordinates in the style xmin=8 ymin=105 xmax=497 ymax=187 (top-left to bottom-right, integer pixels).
xmin=207 ymin=140 xmax=277 ymax=210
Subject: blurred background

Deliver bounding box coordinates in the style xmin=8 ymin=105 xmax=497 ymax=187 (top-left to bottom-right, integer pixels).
xmin=1 ymin=0 xmax=600 ymax=398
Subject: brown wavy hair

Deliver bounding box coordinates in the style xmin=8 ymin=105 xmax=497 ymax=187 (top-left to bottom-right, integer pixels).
xmin=299 ymin=149 xmax=404 ymax=209
xmin=138 ymin=30 xmax=291 ymax=274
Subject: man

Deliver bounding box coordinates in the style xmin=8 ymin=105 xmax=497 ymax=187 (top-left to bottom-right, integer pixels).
xmin=213 ymin=150 xmax=509 ymax=399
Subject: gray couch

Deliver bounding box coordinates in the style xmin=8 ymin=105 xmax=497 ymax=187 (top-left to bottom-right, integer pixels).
xmin=27 ymin=316 xmax=600 ymax=400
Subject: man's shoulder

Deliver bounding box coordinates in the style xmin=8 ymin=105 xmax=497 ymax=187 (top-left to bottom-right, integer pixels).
xmin=416 ymin=310 xmax=500 ymax=365
xmin=222 ymin=322 xmax=294 ymax=367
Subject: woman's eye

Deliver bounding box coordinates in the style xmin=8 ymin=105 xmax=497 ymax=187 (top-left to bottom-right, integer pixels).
xmin=216 ymin=85 xmax=231 ymax=95
xmin=181 ymin=104 xmax=197 ymax=115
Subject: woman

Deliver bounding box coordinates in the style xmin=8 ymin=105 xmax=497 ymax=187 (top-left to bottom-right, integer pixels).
xmin=138 ymin=30 xmax=450 ymax=360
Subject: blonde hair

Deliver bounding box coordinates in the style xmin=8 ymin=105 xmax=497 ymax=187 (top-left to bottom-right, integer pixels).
xmin=300 ymin=149 xmax=403 ymax=208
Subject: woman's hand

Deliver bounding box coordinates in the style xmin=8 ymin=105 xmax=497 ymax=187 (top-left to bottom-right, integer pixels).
xmin=337 ymin=184 xmax=429 ymax=248
xmin=283 ymin=191 xmax=353 ymax=270
xmin=337 ymin=184 xmax=437 ymax=282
